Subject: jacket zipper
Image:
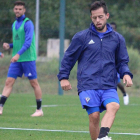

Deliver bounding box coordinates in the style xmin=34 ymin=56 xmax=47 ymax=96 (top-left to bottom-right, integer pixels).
xmin=100 ymin=38 xmax=103 ymax=89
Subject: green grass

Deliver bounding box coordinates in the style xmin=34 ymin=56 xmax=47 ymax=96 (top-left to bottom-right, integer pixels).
xmin=0 ymin=55 xmax=139 ymax=95
xmin=0 ymin=55 xmax=140 ymax=139
xmin=0 ymin=93 xmax=140 ymax=140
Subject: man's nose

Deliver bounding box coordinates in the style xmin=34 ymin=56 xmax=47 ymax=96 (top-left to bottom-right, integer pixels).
xmin=96 ymin=17 xmax=100 ymax=22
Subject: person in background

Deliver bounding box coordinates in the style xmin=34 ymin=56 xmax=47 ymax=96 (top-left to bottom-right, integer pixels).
xmin=57 ymin=1 xmax=133 ymax=140
xmin=110 ymin=22 xmax=129 ymax=105
xmin=0 ymin=1 xmax=43 ymax=117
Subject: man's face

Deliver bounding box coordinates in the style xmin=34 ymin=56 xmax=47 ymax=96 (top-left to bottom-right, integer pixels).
xmin=13 ymin=5 xmax=26 ymax=18
xmin=90 ymin=7 xmax=109 ymax=32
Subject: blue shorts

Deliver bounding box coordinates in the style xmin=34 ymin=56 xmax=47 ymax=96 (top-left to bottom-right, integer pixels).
xmin=7 ymin=61 xmax=37 ymax=80
xmin=79 ymin=89 xmax=119 ymax=115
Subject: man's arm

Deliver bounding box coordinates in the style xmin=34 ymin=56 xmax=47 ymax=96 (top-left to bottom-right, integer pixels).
xmin=115 ymin=35 xmax=133 ymax=87
xmin=57 ymin=33 xmax=84 ymax=91
xmin=3 ymin=43 xmax=10 ymax=50
xmin=116 ymin=35 xmax=133 ymax=79
xmin=9 ymin=43 xmax=13 ymax=48
xmin=57 ymin=34 xmax=83 ymax=81
xmin=8 ymin=24 xmax=14 ymax=49
xmin=60 ymin=79 xmax=72 ymax=91
xmin=123 ymin=74 xmax=133 ymax=87
xmin=0 ymin=52 xmax=4 ymax=58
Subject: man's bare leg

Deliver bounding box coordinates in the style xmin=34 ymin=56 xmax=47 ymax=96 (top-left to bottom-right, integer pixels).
xmin=101 ymin=102 xmax=120 ymax=128
xmin=0 ymin=77 xmax=16 ymax=115
xmin=89 ymin=112 xmax=100 ymax=140
xmin=97 ymin=102 xmax=120 ymax=139
xmin=29 ymin=79 xmax=43 ymax=117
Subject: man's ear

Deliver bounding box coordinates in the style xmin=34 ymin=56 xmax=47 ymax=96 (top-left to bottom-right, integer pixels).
xmin=24 ymin=8 xmax=26 ymax=13
xmin=106 ymin=13 xmax=109 ymax=19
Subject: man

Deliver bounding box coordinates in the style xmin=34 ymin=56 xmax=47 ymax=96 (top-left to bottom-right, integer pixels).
xmin=0 ymin=1 xmax=43 ymax=117
xmin=57 ymin=1 xmax=133 ymax=140
xmin=110 ymin=22 xmax=129 ymax=105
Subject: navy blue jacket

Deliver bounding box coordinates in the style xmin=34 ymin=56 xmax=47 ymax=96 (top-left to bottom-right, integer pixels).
xmin=57 ymin=23 xmax=133 ymax=93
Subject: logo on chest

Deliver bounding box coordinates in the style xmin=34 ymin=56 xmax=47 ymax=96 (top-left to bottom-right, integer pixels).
xmin=88 ymin=39 xmax=95 ymax=44
xmin=15 ymin=34 xmax=20 ymax=40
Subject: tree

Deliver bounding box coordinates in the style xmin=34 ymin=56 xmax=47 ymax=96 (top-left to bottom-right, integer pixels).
xmin=0 ymin=0 xmax=140 ymax=54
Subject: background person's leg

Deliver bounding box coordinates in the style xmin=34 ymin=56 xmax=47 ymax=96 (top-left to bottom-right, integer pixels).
xmin=29 ymin=79 xmax=43 ymax=117
xmin=117 ymin=82 xmax=126 ymax=96
xmin=0 ymin=77 xmax=16 ymax=115
xmin=117 ymin=83 xmax=129 ymax=105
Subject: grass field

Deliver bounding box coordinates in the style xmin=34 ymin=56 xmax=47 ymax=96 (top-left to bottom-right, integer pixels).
xmin=0 ymin=93 xmax=140 ymax=140
xmin=0 ymin=55 xmax=140 ymax=139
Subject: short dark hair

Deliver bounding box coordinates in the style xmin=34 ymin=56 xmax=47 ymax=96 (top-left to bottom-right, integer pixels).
xmin=14 ymin=1 xmax=25 ymax=7
xmin=110 ymin=22 xmax=117 ymax=30
xmin=90 ymin=1 xmax=108 ymax=14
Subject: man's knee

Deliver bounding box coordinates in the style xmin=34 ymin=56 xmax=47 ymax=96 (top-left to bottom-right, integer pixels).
xmin=30 ymin=79 xmax=39 ymax=88
xmin=89 ymin=112 xmax=100 ymax=123
xmin=106 ymin=102 xmax=120 ymax=112
xmin=5 ymin=78 xmax=15 ymax=87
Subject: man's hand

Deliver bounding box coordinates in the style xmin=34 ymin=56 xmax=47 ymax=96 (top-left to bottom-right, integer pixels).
xmin=3 ymin=43 xmax=10 ymax=50
xmin=0 ymin=53 xmax=4 ymax=58
xmin=123 ymin=75 xmax=133 ymax=87
xmin=11 ymin=54 xmax=20 ymax=62
xmin=60 ymin=79 xmax=72 ymax=91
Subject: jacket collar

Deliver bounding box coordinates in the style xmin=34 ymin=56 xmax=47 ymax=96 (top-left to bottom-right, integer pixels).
xmin=16 ymin=14 xmax=26 ymax=22
xmin=89 ymin=22 xmax=113 ymax=35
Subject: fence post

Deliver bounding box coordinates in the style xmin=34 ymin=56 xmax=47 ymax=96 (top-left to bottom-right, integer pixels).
xmin=58 ymin=0 xmax=65 ymax=95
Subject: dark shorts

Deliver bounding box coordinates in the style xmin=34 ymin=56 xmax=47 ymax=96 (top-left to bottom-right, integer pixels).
xmin=7 ymin=61 xmax=37 ymax=80
xmin=79 ymin=89 xmax=120 ymax=114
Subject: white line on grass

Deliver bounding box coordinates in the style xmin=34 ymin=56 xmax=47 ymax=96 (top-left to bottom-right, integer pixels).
xmin=0 ymin=127 xmax=88 ymax=133
xmin=109 ymin=132 xmax=140 ymax=136
xmin=31 ymin=104 xmax=79 ymax=107
xmin=0 ymin=127 xmax=140 ymax=136
xmin=31 ymin=104 xmax=140 ymax=108
xmin=129 ymin=104 xmax=140 ymax=106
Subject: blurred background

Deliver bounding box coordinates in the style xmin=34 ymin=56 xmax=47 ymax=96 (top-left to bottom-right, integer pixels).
xmin=0 ymin=0 xmax=140 ymax=96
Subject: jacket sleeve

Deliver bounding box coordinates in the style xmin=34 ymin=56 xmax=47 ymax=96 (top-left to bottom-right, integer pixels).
xmin=57 ymin=34 xmax=83 ymax=81
xmin=116 ymin=35 xmax=133 ymax=79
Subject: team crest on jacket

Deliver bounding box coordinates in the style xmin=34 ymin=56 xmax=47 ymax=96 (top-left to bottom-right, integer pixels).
xmin=85 ymin=97 xmax=90 ymax=103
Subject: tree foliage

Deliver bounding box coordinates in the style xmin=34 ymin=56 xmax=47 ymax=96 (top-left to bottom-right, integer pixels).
xmin=0 ymin=0 xmax=140 ymax=53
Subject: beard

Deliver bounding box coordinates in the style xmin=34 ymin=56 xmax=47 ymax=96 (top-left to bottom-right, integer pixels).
xmin=95 ymin=23 xmax=106 ymax=31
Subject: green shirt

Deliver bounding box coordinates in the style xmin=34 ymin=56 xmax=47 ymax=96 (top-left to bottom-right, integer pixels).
xmin=12 ymin=18 xmax=37 ymax=62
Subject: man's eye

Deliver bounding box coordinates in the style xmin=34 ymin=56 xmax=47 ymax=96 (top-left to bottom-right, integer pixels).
xmin=99 ymin=16 xmax=103 ymax=18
